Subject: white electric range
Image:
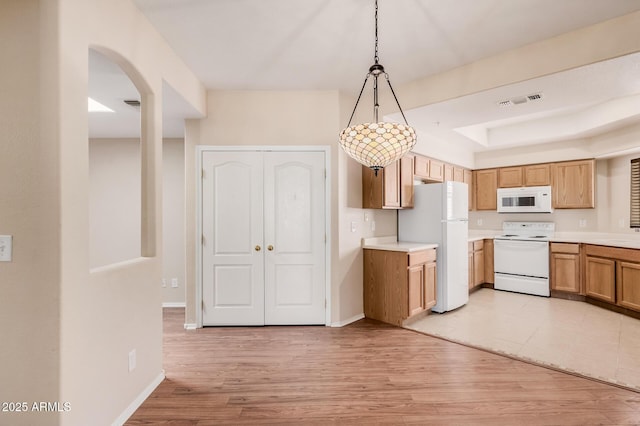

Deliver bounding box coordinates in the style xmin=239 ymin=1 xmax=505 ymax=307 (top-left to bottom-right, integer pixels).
xmin=493 ymin=222 xmax=555 ymax=297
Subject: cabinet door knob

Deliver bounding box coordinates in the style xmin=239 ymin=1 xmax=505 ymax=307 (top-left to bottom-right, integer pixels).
xmin=255 ymin=245 xmax=261 ymax=251
xmin=267 ymin=245 xmax=274 ymax=251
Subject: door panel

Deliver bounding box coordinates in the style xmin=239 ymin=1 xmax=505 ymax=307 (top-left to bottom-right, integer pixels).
xmin=202 ymin=152 xmax=264 ymax=325
xmin=264 ymin=152 xmax=326 ymax=324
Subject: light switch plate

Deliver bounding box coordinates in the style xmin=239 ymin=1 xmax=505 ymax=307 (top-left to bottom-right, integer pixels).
xmin=0 ymin=235 xmax=12 ymax=262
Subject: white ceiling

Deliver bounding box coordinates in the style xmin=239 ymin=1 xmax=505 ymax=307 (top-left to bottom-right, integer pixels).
xmin=89 ymin=0 xmax=640 ymax=148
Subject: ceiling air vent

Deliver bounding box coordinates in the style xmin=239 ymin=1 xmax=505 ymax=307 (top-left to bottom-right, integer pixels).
xmin=124 ymin=99 xmax=141 ymax=108
xmin=497 ymin=92 xmax=543 ymax=107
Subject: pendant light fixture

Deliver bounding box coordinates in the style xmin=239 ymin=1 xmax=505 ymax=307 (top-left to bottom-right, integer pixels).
xmin=339 ymin=0 xmax=416 ymax=176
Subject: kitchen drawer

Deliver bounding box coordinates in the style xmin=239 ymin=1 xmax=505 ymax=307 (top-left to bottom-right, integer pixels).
xmin=551 ymin=242 xmax=580 ymax=254
xmin=409 ymin=249 xmax=436 ymax=266
xmin=473 ymin=240 xmax=484 ymax=251
xmin=585 ymin=245 xmax=640 ymax=263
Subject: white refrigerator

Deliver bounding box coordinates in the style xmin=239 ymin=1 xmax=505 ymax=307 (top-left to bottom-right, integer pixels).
xmin=398 ymin=181 xmax=469 ymax=313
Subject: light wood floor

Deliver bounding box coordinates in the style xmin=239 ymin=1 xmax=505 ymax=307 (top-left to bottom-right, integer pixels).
xmin=126 ymin=308 xmax=640 ymax=425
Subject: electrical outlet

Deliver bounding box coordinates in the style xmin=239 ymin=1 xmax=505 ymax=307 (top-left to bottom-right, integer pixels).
xmin=364 ymin=213 xmax=370 ymax=222
xmin=579 ymin=219 xmax=587 ymax=228
xmin=171 ymin=278 xmax=178 ymax=288
xmin=351 ymin=221 xmax=357 ymax=233
xmin=128 ymin=349 xmax=136 ymax=372
xmin=619 ymin=218 xmax=626 ymax=228
xmin=477 ymin=219 xmax=483 ymax=226
xmin=161 ymin=278 xmax=167 ymax=288
xmin=371 ymin=221 xmax=376 ymax=231
xmin=0 ymin=235 xmax=13 ymax=262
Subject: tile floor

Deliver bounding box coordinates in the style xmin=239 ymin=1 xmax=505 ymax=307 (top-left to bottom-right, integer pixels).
xmin=405 ymin=288 xmax=640 ymax=392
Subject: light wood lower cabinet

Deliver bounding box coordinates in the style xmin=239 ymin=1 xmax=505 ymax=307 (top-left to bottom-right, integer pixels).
xmin=618 ymin=261 xmax=640 ymax=311
xmin=484 ymin=239 xmax=494 ymax=284
xmin=550 ymin=243 xmax=581 ymax=294
xmin=583 ymin=244 xmax=640 ymax=311
xmin=468 ymin=240 xmax=486 ymax=290
xmin=585 ymin=256 xmax=616 ymax=303
xmin=364 ymin=248 xmax=437 ymax=326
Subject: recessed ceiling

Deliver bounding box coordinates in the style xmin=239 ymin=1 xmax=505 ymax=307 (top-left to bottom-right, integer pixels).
xmin=91 ymin=0 xmax=640 ymax=147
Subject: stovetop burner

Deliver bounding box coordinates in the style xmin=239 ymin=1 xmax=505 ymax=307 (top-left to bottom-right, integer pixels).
xmin=495 ymin=222 xmax=555 ymax=241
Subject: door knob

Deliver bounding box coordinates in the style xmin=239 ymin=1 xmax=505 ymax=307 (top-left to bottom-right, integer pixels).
xmin=255 ymin=245 xmax=261 ymax=251
xmin=267 ymin=245 xmax=274 ymax=251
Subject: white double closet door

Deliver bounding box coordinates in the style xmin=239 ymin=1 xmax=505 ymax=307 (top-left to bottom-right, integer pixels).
xmin=201 ymin=150 xmax=326 ymax=326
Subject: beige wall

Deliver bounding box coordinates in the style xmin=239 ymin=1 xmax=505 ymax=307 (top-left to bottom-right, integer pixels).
xmin=0 ymin=2 xmax=61 ymax=424
xmin=0 ymin=0 xmax=205 ymax=425
xmin=89 ymin=138 xmax=142 ymax=268
xmin=88 ymin=138 xmax=186 ymax=302
xmin=162 ymin=138 xmax=186 ymax=305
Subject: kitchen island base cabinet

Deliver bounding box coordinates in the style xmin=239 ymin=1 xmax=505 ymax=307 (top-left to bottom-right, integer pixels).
xmin=364 ymin=248 xmax=437 ymax=326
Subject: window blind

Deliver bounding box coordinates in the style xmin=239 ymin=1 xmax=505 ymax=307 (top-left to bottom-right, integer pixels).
xmin=631 ymin=158 xmax=640 ymax=228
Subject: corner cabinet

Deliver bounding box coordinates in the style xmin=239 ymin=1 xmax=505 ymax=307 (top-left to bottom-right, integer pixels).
xmin=583 ymin=245 xmax=640 ymax=312
xmin=364 ymin=248 xmax=437 ymax=326
xmin=362 ymin=155 xmax=414 ymax=209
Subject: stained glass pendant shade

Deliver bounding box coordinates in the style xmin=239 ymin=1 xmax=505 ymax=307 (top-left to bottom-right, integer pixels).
xmin=338 ymin=0 xmax=416 ymax=176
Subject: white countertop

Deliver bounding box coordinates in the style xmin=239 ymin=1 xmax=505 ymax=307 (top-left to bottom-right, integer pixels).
xmin=468 ymin=230 xmax=640 ymax=249
xmin=363 ymin=232 xmax=640 ymax=252
xmin=550 ymin=232 xmax=640 ymax=250
xmin=361 ymin=236 xmax=438 ymax=252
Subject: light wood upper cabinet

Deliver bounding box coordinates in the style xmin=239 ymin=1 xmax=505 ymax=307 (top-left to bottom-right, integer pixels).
xmin=550 ymin=243 xmax=581 ymax=294
xmin=524 ymin=163 xmax=551 ymax=186
xmin=474 ymin=169 xmax=498 ymax=210
xmin=414 ymin=155 xmax=429 ymax=179
xmin=498 ymin=166 xmax=523 ymax=188
xmin=400 ymin=155 xmax=414 ymax=209
xmin=464 ymin=169 xmax=473 ymax=210
xmin=551 ymin=159 xmax=595 ymax=209
xmin=382 ymin=160 xmax=400 ymax=208
xmin=362 ymin=155 xmax=414 ymax=209
xmin=444 ymin=163 xmax=454 ymax=181
xmin=413 ymin=155 xmax=444 ymax=182
xmin=429 ymin=159 xmax=445 ymax=182
xmin=453 ymin=167 xmax=465 ymax=183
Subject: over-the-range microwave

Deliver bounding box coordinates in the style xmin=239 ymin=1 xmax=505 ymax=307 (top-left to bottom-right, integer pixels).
xmin=497 ymin=185 xmax=553 ymax=213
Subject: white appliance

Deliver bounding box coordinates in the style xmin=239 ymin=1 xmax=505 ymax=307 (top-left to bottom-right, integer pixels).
xmin=493 ymin=221 xmax=555 ymax=297
xmin=398 ymin=181 xmax=469 ymax=313
xmin=497 ymin=185 xmax=553 ymax=213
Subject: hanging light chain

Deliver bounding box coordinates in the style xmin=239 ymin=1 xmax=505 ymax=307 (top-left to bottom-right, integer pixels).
xmin=374 ymin=0 xmax=379 ymax=64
